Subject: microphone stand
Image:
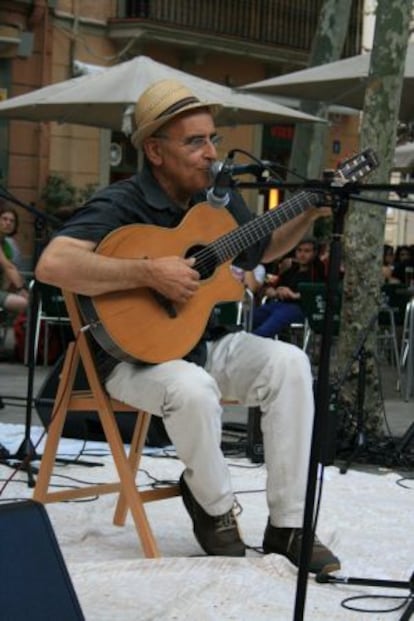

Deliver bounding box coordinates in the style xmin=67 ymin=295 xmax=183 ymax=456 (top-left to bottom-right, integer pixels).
xmin=235 ymin=174 xmax=414 ymax=621
xmin=293 ymin=185 xmax=349 ymax=621
xmin=316 ymin=571 xmax=414 ymax=620
xmin=334 ymin=309 xmax=381 ymax=474
xmin=0 ymin=185 xmax=62 ymax=229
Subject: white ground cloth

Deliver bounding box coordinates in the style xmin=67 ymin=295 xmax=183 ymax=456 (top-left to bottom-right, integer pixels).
xmin=0 ymin=422 xmax=413 ymax=620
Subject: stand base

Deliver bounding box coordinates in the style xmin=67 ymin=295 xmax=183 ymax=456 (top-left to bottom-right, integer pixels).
xmin=316 ymin=571 xmax=414 ymax=621
xmin=3 ymin=436 xmax=103 ymax=490
xmin=11 ymin=437 xmax=40 ymax=462
xmin=316 ymin=572 xmax=413 ymax=590
xmin=339 ymin=431 xmax=366 ymax=474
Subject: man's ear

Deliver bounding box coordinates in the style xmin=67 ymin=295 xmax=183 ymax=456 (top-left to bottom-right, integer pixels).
xmin=143 ymin=138 xmax=163 ymax=166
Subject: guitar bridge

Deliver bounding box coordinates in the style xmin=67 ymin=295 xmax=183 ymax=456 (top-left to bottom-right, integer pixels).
xmin=151 ymin=290 xmax=177 ymax=318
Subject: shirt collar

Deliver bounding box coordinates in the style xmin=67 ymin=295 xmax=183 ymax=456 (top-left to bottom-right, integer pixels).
xmin=138 ymin=161 xmax=207 ymax=211
xmin=139 ymin=161 xmax=178 ymax=211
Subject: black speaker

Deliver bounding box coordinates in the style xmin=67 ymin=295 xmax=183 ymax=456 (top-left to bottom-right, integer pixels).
xmin=0 ymin=500 xmax=84 ymax=621
xmin=35 ymin=355 xmax=171 ymax=447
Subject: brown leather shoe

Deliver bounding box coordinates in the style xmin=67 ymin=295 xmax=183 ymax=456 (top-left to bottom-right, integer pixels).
xmin=180 ymin=473 xmax=246 ymax=556
xmin=263 ymin=520 xmax=340 ymax=574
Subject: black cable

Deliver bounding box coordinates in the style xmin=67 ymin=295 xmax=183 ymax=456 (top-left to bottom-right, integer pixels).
xmin=396 ymin=476 xmax=414 ymax=489
xmin=341 ymin=593 xmax=413 ymax=615
xmin=228 ymin=147 xmax=306 ymax=182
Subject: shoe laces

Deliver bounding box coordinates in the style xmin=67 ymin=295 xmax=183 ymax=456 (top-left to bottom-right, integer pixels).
xmin=214 ymin=511 xmax=237 ymax=533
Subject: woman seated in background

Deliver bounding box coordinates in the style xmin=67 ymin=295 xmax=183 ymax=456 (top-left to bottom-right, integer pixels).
xmin=0 ymin=204 xmax=28 ymax=314
xmin=251 ymin=237 xmax=326 ymax=340
xmin=392 ymin=244 xmax=414 ymax=285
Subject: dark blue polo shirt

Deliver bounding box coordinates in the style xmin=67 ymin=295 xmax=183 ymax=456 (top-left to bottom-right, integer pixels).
xmin=54 ymin=163 xmax=270 ymax=376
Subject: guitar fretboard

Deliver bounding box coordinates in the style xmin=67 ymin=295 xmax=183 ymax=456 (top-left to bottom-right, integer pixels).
xmin=194 ymin=189 xmax=320 ymax=275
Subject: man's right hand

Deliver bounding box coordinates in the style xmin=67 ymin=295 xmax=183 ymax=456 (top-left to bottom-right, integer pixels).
xmin=148 ymin=256 xmax=200 ymax=304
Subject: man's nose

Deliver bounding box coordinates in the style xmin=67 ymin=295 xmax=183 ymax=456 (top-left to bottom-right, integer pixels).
xmin=204 ymin=138 xmax=218 ymax=157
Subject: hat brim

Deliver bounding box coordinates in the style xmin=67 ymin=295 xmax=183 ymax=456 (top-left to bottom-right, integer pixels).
xmin=131 ymin=101 xmax=221 ymax=148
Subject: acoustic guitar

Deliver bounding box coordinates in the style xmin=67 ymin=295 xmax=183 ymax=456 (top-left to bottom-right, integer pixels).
xmin=79 ymin=149 xmax=378 ymax=363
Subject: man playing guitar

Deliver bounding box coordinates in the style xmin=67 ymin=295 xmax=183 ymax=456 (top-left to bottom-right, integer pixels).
xmin=35 ymin=78 xmax=340 ymax=573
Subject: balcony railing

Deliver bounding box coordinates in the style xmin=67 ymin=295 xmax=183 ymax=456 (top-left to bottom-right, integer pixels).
xmin=118 ymin=0 xmax=363 ymax=57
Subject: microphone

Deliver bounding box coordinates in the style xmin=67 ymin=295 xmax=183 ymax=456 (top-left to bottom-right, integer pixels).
xmin=210 ymin=160 xmax=269 ymax=179
xmin=206 ymin=157 xmax=280 ymax=207
xmin=206 ymin=158 xmax=265 ymax=207
xmin=206 ymin=158 xmax=232 ymax=207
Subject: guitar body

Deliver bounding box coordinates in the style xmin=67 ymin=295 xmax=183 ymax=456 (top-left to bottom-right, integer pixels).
xmin=81 ymin=203 xmax=244 ymax=363
xmin=79 ymin=149 xmax=378 ymax=364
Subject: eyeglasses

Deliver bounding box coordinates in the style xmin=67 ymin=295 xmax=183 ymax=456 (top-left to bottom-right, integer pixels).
xmin=154 ymin=133 xmax=223 ymax=152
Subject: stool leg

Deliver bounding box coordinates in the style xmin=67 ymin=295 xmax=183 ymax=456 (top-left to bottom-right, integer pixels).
xmin=113 ymin=411 xmax=151 ymax=526
xmin=34 ymin=343 xmax=79 ymax=501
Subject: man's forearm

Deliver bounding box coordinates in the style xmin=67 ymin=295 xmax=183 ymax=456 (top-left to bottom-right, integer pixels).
xmin=35 ymin=237 xmax=154 ymax=296
xmin=262 ymin=207 xmax=331 ymax=263
xmin=262 ymin=211 xmax=315 ymax=263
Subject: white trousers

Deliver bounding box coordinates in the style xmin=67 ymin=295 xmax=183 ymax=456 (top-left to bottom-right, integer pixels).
xmin=105 ymin=332 xmax=314 ymax=528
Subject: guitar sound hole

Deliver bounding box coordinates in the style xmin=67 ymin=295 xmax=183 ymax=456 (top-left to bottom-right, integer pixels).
xmin=186 ymin=245 xmax=218 ymax=280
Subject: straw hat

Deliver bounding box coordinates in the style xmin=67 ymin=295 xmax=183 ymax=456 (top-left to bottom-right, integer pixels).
xmin=131 ymin=79 xmax=220 ymax=148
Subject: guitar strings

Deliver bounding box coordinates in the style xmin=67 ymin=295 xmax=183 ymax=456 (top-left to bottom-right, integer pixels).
xmin=191 ymin=151 xmax=373 ymax=274
xmin=199 ymin=192 xmax=312 ymax=265
xmin=192 ymin=190 xmax=319 ymax=274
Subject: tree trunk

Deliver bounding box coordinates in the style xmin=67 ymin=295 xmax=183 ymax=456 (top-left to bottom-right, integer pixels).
xmin=287 ymin=0 xmax=353 ymax=183
xmin=336 ymin=0 xmax=412 ymax=440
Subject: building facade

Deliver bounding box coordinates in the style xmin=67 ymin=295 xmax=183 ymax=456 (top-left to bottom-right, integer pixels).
xmin=0 ymin=0 xmax=364 ymax=263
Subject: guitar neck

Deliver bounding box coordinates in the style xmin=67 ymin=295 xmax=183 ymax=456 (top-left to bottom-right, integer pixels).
xmin=195 ymin=189 xmax=320 ymax=272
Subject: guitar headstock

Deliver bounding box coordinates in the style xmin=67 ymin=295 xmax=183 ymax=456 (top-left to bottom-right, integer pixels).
xmin=333 ymin=148 xmax=379 ymax=185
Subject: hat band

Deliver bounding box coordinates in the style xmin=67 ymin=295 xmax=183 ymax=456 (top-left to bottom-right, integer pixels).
xmin=155 ymin=96 xmax=201 ymax=120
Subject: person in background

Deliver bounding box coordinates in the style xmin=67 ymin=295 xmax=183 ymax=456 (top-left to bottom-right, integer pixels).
xmin=392 ymin=244 xmax=414 ymax=285
xmin=382 ymin=244 xmax=398 ymax=283
xmin=0 ymin=205 xmax=28 ymax=314
xmin=252 ymin=237 xmax=325 ymax=339
xmin=0 ymin=203 xmax=23 ymax=269
xmin=34 ymin=79 xmax=339 ymax=574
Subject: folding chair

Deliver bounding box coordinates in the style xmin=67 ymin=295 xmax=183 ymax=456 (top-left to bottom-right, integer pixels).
xmin=377 ymin=283 xmax=405 ymax=388
xmin=214 ymin=286 xmax=255 ymax=332
xmin=24 ymin=280 xmax=72 ymax=366
xmin=297 ymin=282 xmax=342 ymax=357
xmin=299 ymin=282 xmax=402 ymax=384
xmin=399 ymin=291 xmax=414 ymax=401
xmin=257 ymin=293 xmax=308 ymax=346
xmin=33 ymin=290 xmax=180 ymax=558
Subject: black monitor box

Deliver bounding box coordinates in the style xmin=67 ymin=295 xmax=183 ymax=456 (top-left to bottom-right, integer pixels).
xmin=0 ymin=500 xmax=84 ymax=621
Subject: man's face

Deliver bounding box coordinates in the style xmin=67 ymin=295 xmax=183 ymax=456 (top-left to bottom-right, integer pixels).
xmin=144 ymin=110 xmax=220 ymax=205
xmin=0 ymin=211 xmax=16 ymax=236
xmin=295 ymin=242 xmax=316 ymax=266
